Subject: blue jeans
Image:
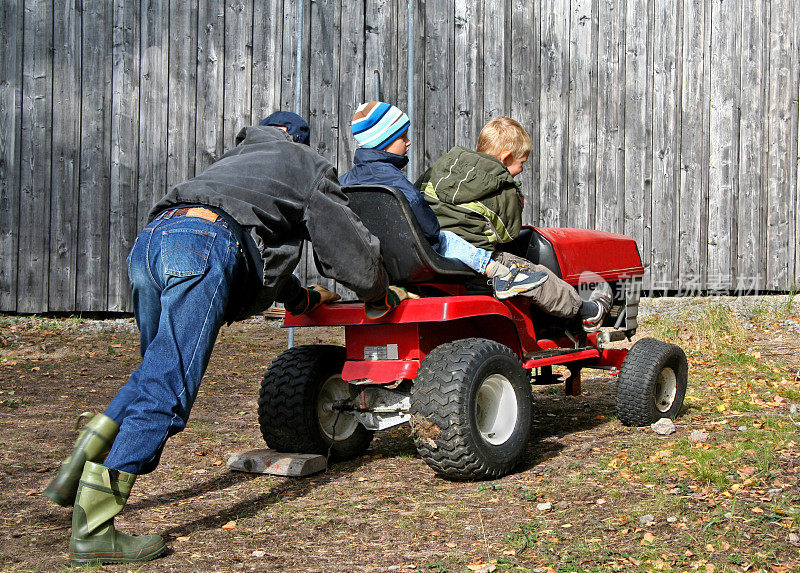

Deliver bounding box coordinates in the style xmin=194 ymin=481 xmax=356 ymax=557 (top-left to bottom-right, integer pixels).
xmin=435 ymin=230 xmax=492 ymax=273
xmin=103 ymin=212 xmax=243 ymax=474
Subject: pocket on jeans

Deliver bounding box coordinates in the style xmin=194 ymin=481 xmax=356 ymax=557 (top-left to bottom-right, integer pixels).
xmin=161 ymin=229 xmax=217 ymax=277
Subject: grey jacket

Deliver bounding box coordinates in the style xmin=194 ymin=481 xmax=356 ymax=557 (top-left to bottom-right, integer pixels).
xmin=150 ymin=125 xmax=388 ymax=317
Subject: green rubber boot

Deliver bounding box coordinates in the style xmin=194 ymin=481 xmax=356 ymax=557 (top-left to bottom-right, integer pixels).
xmin=44 ymin=412 xmax=119 ymax=507
xmin=69 ymin=461 xmax=166 ymax=566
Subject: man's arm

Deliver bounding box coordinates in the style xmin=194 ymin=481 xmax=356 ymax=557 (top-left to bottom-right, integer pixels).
xmin=304 ymin=168 xmax=389 ymax=302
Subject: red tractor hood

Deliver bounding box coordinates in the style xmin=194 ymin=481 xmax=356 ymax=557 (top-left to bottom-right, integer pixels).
xmin=535 ymin=227 xmax=644 ymax=284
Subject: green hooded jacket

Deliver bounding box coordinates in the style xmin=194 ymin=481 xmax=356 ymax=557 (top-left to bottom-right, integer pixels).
xmin=417 ymin=146 xmax=523 ymax=251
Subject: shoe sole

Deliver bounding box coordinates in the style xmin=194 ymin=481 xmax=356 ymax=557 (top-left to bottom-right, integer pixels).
xmin=69 ymin=540 xmax=167 ymax=566
xmin=495 ymin=275 xmax=548 ymax=300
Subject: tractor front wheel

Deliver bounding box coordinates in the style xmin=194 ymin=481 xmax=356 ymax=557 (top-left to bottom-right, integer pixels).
xmin=615 ymin=337 xmax=688 ymax=426
xmin=410 ymin=338 xmax=532 ymax=480
xmin=257 ymin=345 xmax=373 ymax=461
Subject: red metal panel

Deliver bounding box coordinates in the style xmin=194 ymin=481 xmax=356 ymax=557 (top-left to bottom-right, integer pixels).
xmin=522 ymin=349 xmax=600 ymax=369
xmin=535 ymin=227 xmax=644 ymax=284
xmin=345 ymin=323 xmax=421 ymax=360
xmin=341 ymin=360 xmax=419 ymax=384
xmin=283 ymin=296 xmax=514 ymax=327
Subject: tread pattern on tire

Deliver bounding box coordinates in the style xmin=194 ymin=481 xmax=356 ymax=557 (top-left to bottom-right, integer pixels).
xmin=257 ymin=344 xmax=373 ymax=460
xmin=410 ymin=338 xmax=530 ymax=480
xmin=616 ymin=337 xmax=688 ymax=427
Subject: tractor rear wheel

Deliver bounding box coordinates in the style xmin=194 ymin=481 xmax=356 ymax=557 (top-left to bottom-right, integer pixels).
xmin=257 ymin=345 xmax=373 ymax=461
xmin=410 ymin=338 xmax=532 ymax=480
xmin=616 ymin=337 xmax=688 ymax=426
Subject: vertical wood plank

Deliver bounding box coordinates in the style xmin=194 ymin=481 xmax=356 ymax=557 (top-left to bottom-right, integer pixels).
xmin=649 ymin=0 xmax=682 ymax=289
xmin=195 ymin=0 xmax=225 ymax=173
xmin=336 ymin=0 xmax=364 ymax=175
xmin=512 ymin=0 xmax=540 ymax=226
xmin=566 ymin=0 xmax=596 ymax=229
xmin=424 ymin=0 xmax=454 ymax=166
xmin=305 ymin=0 xmax=341 ymax=291
xmin=167 ymin=0 xmax=197 ymax=184
xmin=595 ymin=0 xmax=624 ymax=234
xmin=454 ymin=0 xmax=483 ymax=149
xmin=252 ymin=0 xmax=283 ymax=123
xmin=708 ymin=0 xmax=740 ymax=292
xmin=138 ymin=0 xmax=169 ymax=227
xmin=281 ymin=0 xmax=311 ymax=119
xmin=737 ymin=0 xmax=768 ymax=292
xmin=223 ymin=0 xmax=253 ymax=148
xmin=108 ymin=0 xmax=141 ymax=312
xmin=410 ymin=0 xmax=427 ymax=177
xmin=484 ymin=0 xmax=507 ymax=121
xmin=539 ymin=0 xmax=569 ymax=227
xmin=395 ymin=0 xmax=411 ymax=148
xmin=792 ymin=0 xmax=800 ymax=290
xmin=0 ymin=0 xmax=22 ymax=310
xmin=622 ymin=0 xmax=652 ymax=289
xmin=77 ymin=0 xmax=113 ymax=310
xmin=49 ymin=0 xmax=81 ymax=311
xmin=766 ymin=0 xmax=797 ymax=290
xmin=365 ymin=0 xmax=398 ymax=104
xmin=678 ymin=0 xmax=710 ymax=293
xmin=18 ymin=0 xmax=53 ymax=313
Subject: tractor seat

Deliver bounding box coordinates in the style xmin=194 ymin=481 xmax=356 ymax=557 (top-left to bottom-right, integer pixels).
xmin=343 ymin=185 xmax=563 ymax=284
xmin=344 ymin=185 xmax=477 ymax=285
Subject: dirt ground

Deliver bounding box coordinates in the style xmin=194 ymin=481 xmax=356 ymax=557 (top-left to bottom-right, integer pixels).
xmin=0 ymin=297 xmax=798 ymax=572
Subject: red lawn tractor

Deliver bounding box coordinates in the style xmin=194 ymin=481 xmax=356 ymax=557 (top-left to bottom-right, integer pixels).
xmin=257 ymin=186 xmax=688 ymax=480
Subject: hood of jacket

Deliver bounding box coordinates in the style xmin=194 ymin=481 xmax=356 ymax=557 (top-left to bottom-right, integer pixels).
xmin=426 ymin=146 xmax=520 ymax=205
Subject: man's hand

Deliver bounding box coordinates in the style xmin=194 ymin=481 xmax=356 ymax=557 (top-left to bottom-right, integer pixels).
xmin=364 ymin=286 xmax=419 ymax=319
xmin=285 ymin=284 xmax=340 ymax=316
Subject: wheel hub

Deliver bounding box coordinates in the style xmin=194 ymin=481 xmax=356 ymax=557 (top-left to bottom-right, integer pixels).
xmin=317 ymin=375 xmax=359 ymax=441
xmin=654 ymin=367 xmax=678 ymax=413
xmin=475 ymin=374 xmax=518 ymax=445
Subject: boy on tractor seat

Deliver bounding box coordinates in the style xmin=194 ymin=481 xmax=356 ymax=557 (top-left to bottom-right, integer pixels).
xmin=339 ymin=101 xmax=547 ymax=299
xmin=417 ymin=116 xmax=612 ymax=332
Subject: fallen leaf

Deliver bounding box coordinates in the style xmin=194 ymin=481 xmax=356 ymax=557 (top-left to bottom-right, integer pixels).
xmin=641 ymin=532 xmax=656 ymax=545
xmin=176 ymin=536 xmax=190 ymax=542
xmin=221 ymin=521 xmax=236 ymax=529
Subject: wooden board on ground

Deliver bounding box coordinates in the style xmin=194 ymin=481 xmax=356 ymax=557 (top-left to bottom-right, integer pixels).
xmin=227 ymin=449 xmax=326 ymax=477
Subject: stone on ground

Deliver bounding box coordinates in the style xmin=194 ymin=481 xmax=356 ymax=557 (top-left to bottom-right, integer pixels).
xmin=227 ymin=449 xmax=326 ymax=476
xmin=651 ymin=418 xmax=676 ymax=435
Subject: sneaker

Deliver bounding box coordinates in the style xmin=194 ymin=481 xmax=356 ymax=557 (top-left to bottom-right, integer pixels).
xmin=493 ymin=265 xmax=549 ymax=300
xmin=581 ymin=282 xmax=613 ymax=332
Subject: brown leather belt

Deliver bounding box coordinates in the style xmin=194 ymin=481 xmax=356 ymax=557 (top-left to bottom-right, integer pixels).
xmin=157 ymin=207 xmax=219 ymax=222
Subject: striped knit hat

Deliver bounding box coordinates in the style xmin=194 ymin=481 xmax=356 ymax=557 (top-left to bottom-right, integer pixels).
xmin=351 ymin=101 xmax=410 ymax=150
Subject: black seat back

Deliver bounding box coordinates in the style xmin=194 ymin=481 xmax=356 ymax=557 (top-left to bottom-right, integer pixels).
xmin=343 ymin=185 xmax=476 ymax=285
xmin=495 ymin=227 xmax=563 ymax=278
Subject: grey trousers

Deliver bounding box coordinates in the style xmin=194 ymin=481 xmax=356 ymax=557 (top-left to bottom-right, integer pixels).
xmin=493 ymin=251 xmax=582 ymax=319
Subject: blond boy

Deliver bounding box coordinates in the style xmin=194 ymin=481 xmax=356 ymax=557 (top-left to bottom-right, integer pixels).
xmin=418 ymin=116 xmax=611 ymax=331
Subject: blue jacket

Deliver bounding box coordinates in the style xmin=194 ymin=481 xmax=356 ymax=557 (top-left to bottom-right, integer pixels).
xmin=339 ymin=149 xmax=441 ymax=249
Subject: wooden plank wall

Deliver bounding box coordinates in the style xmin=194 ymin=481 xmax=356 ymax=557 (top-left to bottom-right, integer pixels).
xmin=0 ymin=0 xmax=799 ymax=313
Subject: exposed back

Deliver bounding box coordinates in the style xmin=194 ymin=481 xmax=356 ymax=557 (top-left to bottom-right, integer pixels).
xmin=343 ymin=185 xmax=477 ymax=284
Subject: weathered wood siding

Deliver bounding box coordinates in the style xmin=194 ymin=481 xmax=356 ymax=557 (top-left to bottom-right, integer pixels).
xmin=1 ymin=0 xmax=799 ymax=313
